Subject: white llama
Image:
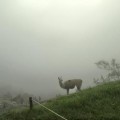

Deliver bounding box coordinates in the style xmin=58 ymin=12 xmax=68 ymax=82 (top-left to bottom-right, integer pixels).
xmin=58 ymin=77 xmax=82 ymax=95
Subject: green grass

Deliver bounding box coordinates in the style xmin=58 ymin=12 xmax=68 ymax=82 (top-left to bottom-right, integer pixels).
xmin=0 ymin=80 xmax=120 ymax=120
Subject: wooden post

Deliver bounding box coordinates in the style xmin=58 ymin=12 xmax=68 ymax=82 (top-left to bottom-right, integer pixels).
xmin=29 ymin=97 xmax=33 ymax=110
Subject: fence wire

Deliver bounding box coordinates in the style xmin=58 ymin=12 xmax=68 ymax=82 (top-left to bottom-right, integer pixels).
xmin=33 ymin=99 xmax=68 ymax=120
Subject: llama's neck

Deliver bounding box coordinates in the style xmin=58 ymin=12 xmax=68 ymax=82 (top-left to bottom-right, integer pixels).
xmin=59 ymin=80 xmax=65 ymax=89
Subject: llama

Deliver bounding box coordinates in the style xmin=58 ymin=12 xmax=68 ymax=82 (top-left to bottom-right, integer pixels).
xmin=58 ymin=77 xmax=82 ymax=95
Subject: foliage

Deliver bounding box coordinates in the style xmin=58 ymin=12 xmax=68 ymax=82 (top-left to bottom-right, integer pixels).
xmin=94 ymin=59 xmax=120 ymax=84
xmin=0 ymin=80 xmax=120 ymax=120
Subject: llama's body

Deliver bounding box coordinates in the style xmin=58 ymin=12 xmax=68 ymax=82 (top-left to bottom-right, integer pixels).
xmin=58 ymin=77 xmax=82 ymax=95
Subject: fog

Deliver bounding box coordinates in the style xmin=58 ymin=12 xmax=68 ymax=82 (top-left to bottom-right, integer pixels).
xmin=0 ymin=0 xmax=120 ymax=99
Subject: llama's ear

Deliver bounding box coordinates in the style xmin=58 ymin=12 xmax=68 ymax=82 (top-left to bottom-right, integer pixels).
xmin=58 ymin=76 xmax=62 ymax=80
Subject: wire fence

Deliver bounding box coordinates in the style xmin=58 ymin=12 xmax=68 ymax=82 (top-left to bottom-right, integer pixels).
xmin=0 ymin=97 xmax=68 ymax=120
xmin=32 ymin=98 xmax=68 ymax=120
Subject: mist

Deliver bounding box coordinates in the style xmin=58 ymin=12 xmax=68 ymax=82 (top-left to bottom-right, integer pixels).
xmin=0 ymin=0 xmax=120 ymax=100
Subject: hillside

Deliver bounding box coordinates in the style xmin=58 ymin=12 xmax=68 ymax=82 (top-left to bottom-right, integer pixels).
xmin=0 ymin=80 xmax=120 ymax=120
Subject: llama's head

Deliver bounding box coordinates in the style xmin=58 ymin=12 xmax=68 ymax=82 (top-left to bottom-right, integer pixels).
xmin=58 ymin=76 xmax=63 ymax=82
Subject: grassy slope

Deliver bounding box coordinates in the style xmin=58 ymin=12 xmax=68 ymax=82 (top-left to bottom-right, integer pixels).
xmin=0 ymin=80 xmax=120 ymax=120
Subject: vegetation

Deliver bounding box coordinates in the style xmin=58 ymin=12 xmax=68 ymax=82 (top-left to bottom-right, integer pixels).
xmin=94 ymin=59 xmax=120 ymax=84
xmin=0 ymin=80 xmax=120 ymax=120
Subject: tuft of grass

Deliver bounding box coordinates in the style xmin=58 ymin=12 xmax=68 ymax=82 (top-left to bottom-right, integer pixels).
xmin=0 ymin=80 xmax=120 ymax=120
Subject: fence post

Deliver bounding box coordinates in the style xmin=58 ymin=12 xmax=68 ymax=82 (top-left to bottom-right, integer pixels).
xmin=29 ymin=97 xmax=33 ymax=110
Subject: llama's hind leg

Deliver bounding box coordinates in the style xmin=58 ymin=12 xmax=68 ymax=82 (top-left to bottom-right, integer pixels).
xmin=67 ymin=89 xmax=69 ymax=95
xmin=77 ymin=87 xmax=80 ymax=91
xmin=76 ymin=86 xmax=81 ymax=92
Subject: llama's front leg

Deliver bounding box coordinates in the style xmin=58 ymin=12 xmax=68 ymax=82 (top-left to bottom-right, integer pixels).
xmin=67 ymin=89 xmax=69 ymax=95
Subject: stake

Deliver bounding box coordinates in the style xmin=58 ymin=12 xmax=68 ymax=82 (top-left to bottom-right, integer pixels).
xmin=29 ymin=97 xmax=33 ymax=110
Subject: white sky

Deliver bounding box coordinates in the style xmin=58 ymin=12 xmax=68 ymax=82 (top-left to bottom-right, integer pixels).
xmin=0 ymin=0 xmax=120 ymax=99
